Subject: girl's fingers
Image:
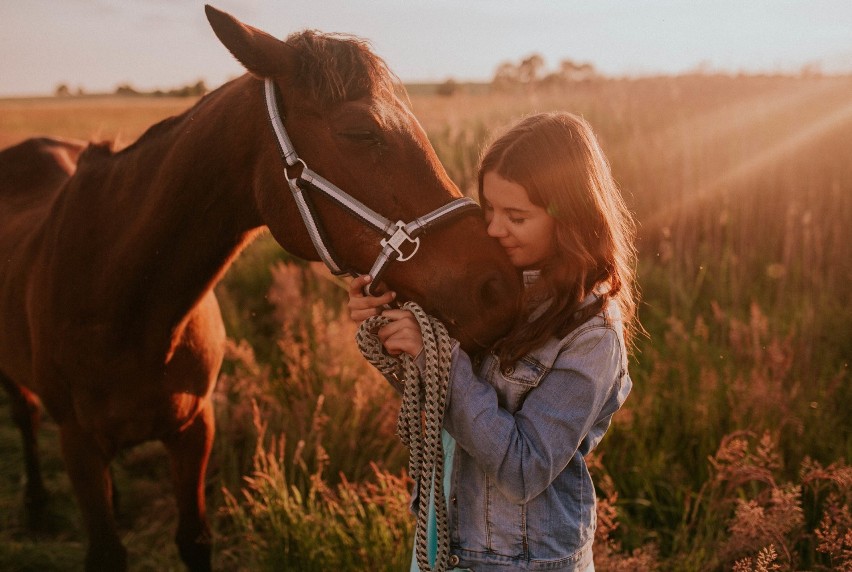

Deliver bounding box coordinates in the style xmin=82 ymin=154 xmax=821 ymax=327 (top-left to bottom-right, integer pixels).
xmin=380 ymin=309 xmax=414 ymax=321
xmin=348 ymin=291 xmax=395 ymax=314
xmin=347 ymin=276 xmax=395 ymax=307
xmin=377 ymin=320 xmax=410 ymax=341
xmin=381 ymin=329 xmax=423 ymax=357
xmin=350 ymin=308 xmax=377 ymax=322
xmin=346 ymin=275 xmax=396 ymax=323
xmin=377 ymin=311 xmax=423 ymax=357
xmin=377 ymin=311 xmax=417 ymax=335
xmin=348 ymin=274 xmax=372 ymax=298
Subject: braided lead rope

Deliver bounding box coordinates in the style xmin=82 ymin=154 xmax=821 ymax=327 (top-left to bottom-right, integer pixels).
xmin=356 ymin=302 xmax=453 ymax=572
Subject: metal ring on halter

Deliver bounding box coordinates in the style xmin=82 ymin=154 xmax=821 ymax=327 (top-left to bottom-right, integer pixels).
xmin=284 ymin=158 xmax=307 ymax=181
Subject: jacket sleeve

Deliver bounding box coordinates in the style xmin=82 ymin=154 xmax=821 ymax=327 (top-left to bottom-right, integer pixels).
xmin=443 ymin=326 xmax=624 ymax=504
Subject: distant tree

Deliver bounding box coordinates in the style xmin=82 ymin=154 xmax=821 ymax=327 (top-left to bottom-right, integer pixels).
xmin=558 ymin=59 xmax=597 ymax=82
xmin=436 ymin=78 xmax=458 ymax=97
xmin=111 ymin=79 xmax=207 ymax=98
xmin=492 ymin=61 xmax=520 ymax=90
xmin=493 ymin=54 xmax=602 ymax=91
xmin=115 ymin=83 xmax=139 ymax=96
xmin=517 ymin=53 xmax=545 ymax=84
xmin=55 ymin=83 xmax=71 ymax=97
xmin=189 ymin=80 xmax=208 ymax=96
xmin=165 ymin=80 xmax=208 ymax=97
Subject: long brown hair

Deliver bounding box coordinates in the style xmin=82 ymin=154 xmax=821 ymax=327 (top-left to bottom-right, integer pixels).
xmin=478 ymin=112 xmax=639 ymax=364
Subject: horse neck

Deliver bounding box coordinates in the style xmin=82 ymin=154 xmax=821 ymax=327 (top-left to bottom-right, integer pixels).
xmin=45 ymin=77 xmax=270 ymax=353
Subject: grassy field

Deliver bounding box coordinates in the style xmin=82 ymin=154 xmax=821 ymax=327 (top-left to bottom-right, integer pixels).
xmin=0 ymin=74 xmax=850 ymax=571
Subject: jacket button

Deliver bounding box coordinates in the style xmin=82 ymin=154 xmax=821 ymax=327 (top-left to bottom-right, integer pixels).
xmin=451 ymin=494 xmax=457 ymax=505
xmin=449 ymin=554 xmax=460 ymax=567
xmin=502 ymin=365 xmax=514 ymax=376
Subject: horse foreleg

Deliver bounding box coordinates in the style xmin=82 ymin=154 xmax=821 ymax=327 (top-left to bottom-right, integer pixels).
xmin=0 ymin=371 xmax=49 ymax=523
xmin=59 ymin=422 xmax=127 ymax=571
xmin=163 ymin=402 xmax=215 ymax=572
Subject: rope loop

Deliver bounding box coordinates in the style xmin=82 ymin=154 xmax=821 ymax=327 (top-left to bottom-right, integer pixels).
xmin=356 ymin=301 xmax=454 ymax=572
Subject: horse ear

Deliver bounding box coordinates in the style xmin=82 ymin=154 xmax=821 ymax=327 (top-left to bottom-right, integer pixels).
xmin=205 ymin=5 xmax=293 ymax=78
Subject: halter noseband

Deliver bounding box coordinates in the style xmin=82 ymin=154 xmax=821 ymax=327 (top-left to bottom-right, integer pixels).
xmin=264 ymin=78 xmax=479 ymax=295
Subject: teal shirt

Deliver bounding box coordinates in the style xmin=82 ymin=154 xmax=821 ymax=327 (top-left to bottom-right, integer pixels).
xmin=409 ymin=430 xmax=467 ymax=572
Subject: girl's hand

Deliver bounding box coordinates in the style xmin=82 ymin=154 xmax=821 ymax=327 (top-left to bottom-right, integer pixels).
xmin=347 ymin=275 xmax=396 ymax=324
xmin=377 ymin=309 xmax=423 ymax=358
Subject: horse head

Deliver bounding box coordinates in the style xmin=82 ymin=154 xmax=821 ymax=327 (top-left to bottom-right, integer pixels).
xmin=205 ymin=6 xmax=520 ymax=351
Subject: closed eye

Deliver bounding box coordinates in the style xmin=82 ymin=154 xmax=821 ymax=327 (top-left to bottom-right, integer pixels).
xmin=340 ymin=130 xmax=383 ymax=145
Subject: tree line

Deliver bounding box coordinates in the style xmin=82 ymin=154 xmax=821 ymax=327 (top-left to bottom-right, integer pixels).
xmin=434 ymin=54 xmax=597 ymax=96
xmin=55 ymin=80 xmax=208 ymax=98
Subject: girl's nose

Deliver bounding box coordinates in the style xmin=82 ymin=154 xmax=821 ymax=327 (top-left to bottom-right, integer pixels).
xmin=486 ymin=216 xmax=506 ymax=238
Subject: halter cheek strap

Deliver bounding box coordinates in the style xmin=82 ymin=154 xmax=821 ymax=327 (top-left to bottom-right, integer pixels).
xmin=264 ymin=78 xmax=480 ymax=295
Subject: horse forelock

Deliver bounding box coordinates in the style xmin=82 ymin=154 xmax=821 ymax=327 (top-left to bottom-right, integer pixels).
xmin=285 ymin=30 xmax=402 ymax=106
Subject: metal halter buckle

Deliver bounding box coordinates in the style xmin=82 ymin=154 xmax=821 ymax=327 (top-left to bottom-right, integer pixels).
xmin=284 ymin=158 xmax=307 ymax=182
xmin=382 ymin=221 xmax=421 ymax=261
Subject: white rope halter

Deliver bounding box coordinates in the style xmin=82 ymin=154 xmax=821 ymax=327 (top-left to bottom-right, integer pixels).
xmin=356 ymin=302 xmax=454 ymax=572
xmin=264 ymin=78 xmax=479 ymax=295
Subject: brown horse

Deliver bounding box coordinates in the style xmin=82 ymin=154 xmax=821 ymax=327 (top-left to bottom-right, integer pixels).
xmin=0 ymin=6 xmax=519 ymax=571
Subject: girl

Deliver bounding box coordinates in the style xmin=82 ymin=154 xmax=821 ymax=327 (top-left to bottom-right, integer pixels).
xmin=349 ymin=111 xmax=638 ymax=572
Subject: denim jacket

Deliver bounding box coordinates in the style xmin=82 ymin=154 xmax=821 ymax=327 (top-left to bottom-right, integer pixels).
xmin=440 ymin=293 xmax=632 ymax=571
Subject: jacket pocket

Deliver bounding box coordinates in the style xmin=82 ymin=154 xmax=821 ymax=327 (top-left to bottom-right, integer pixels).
xmin=488 ymin=352 xmax=551 ymax=413
xmin=498 ymin=355 xmax=548 ymax=386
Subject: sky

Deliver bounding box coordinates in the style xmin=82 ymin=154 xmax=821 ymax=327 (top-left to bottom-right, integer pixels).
xmin=1 ymin=0 xmax=851 ymax=97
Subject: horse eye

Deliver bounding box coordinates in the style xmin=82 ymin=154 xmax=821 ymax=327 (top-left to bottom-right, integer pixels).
xmin=340 ymin=130 xmax=382 ymax=145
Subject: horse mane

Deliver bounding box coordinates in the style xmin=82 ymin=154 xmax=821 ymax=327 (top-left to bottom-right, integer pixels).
xmin=110 ymin=92 xmax=219 ymax=159
xmin=124 ymin=114 xmax=187 ymax=150
xmin=285 ymin=30 xmax=404 ymax=106
xmin=78 ymin=140 xmax=115 ymax=162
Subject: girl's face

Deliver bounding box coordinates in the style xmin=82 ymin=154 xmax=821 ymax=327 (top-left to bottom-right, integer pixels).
xmin=482 ymin=171 xmax=557 ymax=270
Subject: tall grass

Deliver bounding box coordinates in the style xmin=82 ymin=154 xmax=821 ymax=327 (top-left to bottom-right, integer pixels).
xmin=212 ymin=257 xmax=414 ymax=569
xmin=217 ymin=403 xmax=414 ymax=571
